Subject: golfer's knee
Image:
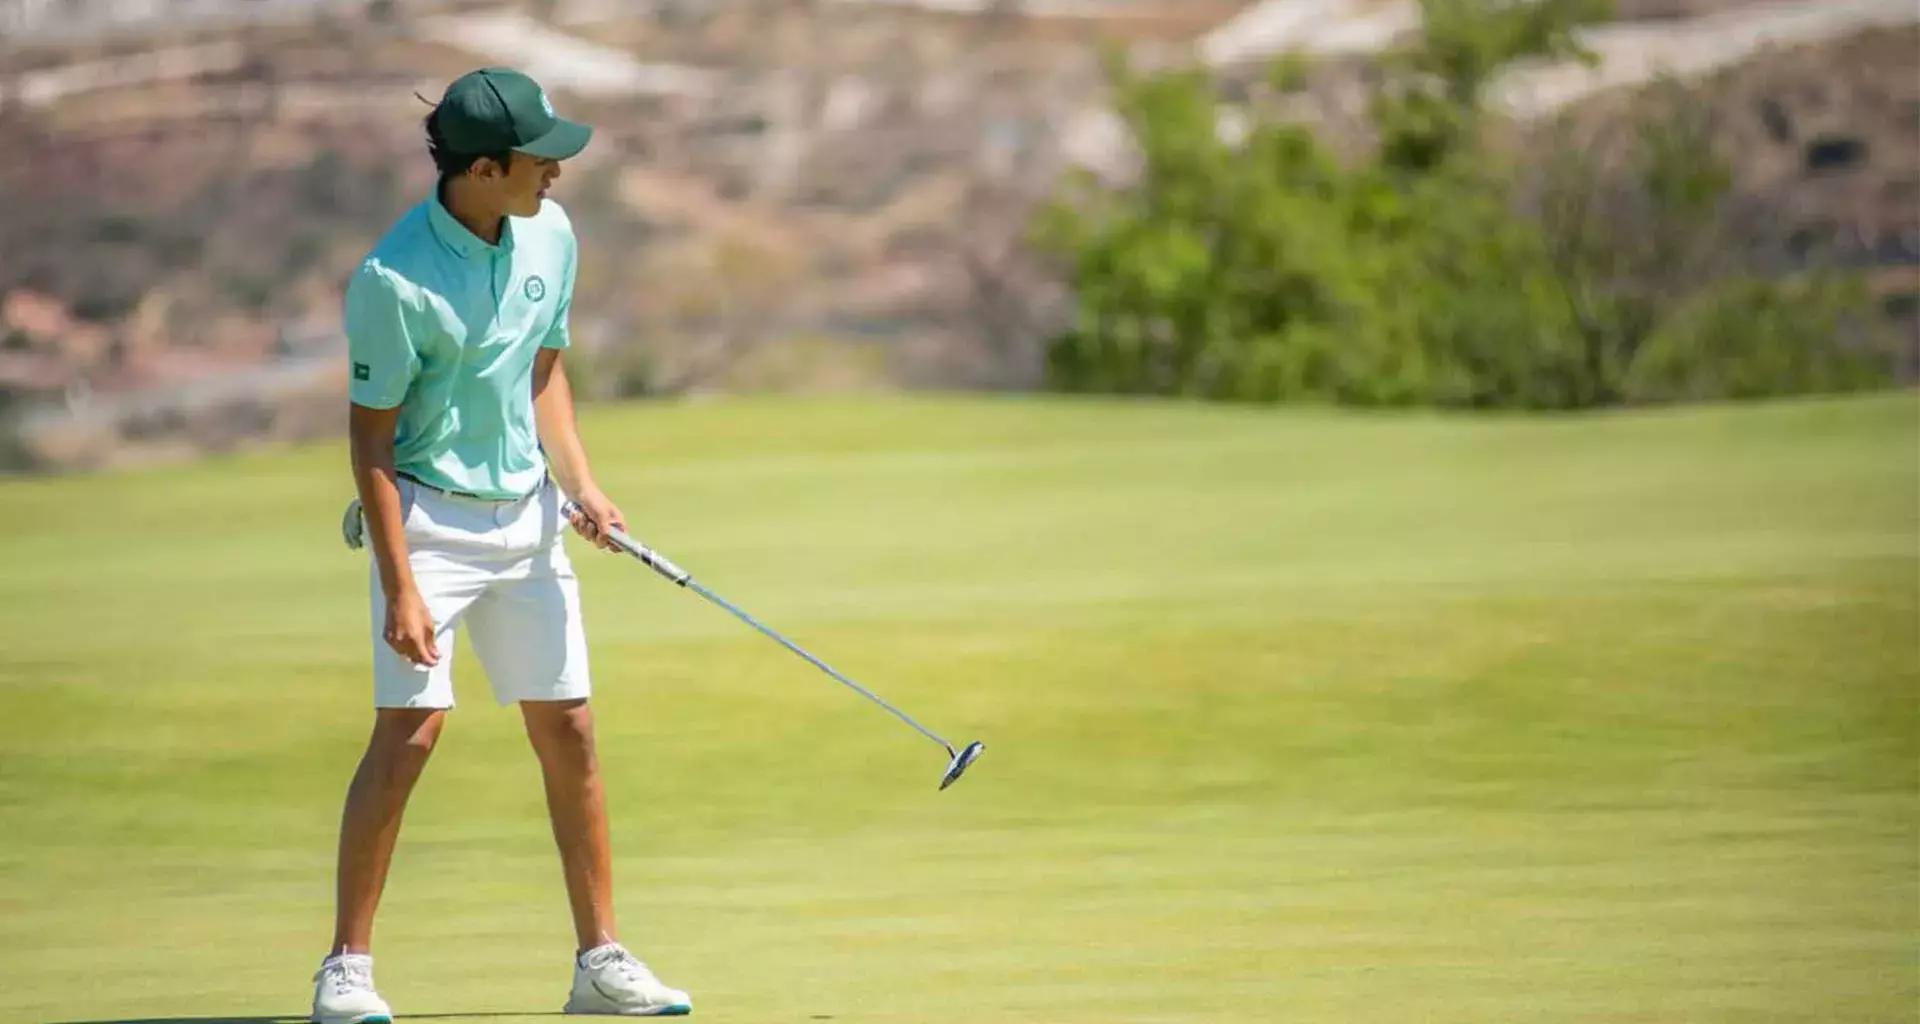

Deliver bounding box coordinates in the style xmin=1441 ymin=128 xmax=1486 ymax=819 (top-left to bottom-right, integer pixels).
xmin=527 ymin=702 xmax=597 ymax=770
xmin=366 ymin=710 xmax=445 ymax=781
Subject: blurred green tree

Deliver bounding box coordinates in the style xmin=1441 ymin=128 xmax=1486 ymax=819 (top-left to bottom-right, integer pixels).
xmin=1033 ymin=0 xmax=1896 ymax=408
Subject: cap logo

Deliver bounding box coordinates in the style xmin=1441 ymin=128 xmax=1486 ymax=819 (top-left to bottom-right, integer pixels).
xmin=525 ymin=276 xmax=547 ymax=301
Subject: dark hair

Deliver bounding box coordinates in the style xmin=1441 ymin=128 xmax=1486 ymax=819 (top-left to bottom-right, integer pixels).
xmin=424 ymin=108 xmax=513 ymax=180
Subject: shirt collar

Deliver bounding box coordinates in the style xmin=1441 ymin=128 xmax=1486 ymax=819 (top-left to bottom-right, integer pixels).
xmin=426 ymin=188 xmax=515 ymax=260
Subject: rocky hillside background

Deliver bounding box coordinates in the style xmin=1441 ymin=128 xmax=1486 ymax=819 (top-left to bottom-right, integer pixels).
xmin=0 ymin=0 xmax=1913 ymax=470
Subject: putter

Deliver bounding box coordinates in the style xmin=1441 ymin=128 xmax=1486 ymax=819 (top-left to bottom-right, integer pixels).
xmin=563 ymin=501 xmax=986 ymax=791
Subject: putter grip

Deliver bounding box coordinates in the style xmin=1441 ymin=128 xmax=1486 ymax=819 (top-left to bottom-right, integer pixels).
xmin=562 ymin=501 xmax=691 ymax=586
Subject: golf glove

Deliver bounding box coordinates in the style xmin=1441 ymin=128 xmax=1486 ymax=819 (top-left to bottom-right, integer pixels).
xmin=341 ymin=497 xmax=365 ymax=551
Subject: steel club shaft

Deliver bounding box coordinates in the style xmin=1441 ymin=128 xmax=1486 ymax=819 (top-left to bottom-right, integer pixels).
xmin=562 ymin=502 xmax=975 ymax=770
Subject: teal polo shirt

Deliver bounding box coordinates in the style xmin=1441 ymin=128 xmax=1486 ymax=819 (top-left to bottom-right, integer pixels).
xmin=344 ymin=193 xmax=578 ymax=500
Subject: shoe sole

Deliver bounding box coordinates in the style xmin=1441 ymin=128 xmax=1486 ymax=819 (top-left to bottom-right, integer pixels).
xmin=311 ymin=1016 xmax=392 ymax=1024
xmin=562 ymin=1004 xmax=692 ymax=1017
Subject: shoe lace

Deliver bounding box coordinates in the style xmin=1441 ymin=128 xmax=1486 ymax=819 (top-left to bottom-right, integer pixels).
xmin=320 ymin=958 xmax=374 ymax=994
xmin=604 ymin=946 xmax=658 ymax=984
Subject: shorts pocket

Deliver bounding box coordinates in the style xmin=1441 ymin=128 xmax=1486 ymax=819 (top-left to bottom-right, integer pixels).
xmin=397 ymin=477 xmax=422 ymax=535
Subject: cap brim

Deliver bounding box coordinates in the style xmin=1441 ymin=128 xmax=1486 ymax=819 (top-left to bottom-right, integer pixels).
xmin=515 ymin=118 xmax=593 ymax=160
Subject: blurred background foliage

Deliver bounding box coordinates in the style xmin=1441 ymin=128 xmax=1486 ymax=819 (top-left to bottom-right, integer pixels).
xmin=1033 ymin=0 xmax=1904 ymax=408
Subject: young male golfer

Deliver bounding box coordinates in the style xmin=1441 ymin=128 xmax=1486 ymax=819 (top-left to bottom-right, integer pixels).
xmin=315 ymin=67 xmax=692 ymax=1021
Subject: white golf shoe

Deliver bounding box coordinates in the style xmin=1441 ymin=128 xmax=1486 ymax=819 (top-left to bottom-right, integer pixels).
xmin=564 ymin=942 xmax=693 ymax=1016
xmin=310 ymin=953 xmax=393 ymax=1024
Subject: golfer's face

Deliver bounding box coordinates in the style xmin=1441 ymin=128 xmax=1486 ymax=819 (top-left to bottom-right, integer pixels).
xmin=501 ymin=152 xmax=560 ymax=217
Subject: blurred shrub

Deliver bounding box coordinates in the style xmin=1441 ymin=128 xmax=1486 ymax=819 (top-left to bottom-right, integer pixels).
xmin=1033 ymin=0 xmax=1898 ymax=409
xmin=1625 ymin=274 xmax=1894 ymax=402
xmin=0 ymin=403 xmax=41 ymax=473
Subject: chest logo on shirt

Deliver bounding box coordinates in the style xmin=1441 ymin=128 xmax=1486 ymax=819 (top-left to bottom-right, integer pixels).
xmin=524 ymin=276 xmax=547 ymax=302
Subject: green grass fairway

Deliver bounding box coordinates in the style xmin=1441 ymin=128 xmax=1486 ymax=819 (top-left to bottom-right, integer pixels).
xmin=1 ymin=393 xmax=1916 ymax=1023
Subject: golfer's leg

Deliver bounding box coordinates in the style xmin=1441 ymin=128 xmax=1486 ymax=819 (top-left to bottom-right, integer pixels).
xmin=521 ymin=697 xmax=618 ymax=953
xmin=331 ymin=707 xmax=447 ymax=955
xmin=469 ymin=481 xmax=608 ymax=952
xmin=332 ymin=504 xmax=480 ymax=957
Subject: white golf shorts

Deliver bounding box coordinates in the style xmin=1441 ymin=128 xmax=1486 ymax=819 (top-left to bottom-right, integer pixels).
xmin=368 ymin=474 xmax=591 ymax=709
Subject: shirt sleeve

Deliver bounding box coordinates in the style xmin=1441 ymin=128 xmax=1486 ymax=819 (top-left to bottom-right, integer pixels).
xmin=542 ymin=219 xmax=577 ymax=351
xmin=343 ymin=263 xmax=421 ymax=409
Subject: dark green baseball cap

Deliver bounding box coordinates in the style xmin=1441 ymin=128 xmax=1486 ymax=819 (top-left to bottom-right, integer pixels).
xmin=434 ymin=67 xmax=592 ymax=161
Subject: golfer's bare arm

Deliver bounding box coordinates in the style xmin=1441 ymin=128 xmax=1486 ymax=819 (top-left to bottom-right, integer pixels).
xmin=348 ymin=403 xmax=417 ymax=603
xmin=532 ymin=347 xmax=600 ymax=501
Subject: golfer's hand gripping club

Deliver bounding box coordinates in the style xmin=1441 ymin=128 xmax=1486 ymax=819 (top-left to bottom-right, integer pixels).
xmin=559 ymin=499 xmax=985 ymax=790
xmin=566 ymin=501 xmax=689 ymax=586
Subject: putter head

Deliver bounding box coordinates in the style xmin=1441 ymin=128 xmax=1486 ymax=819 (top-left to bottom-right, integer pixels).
xmin=939 ymin=741 xmax=985 ymax=791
